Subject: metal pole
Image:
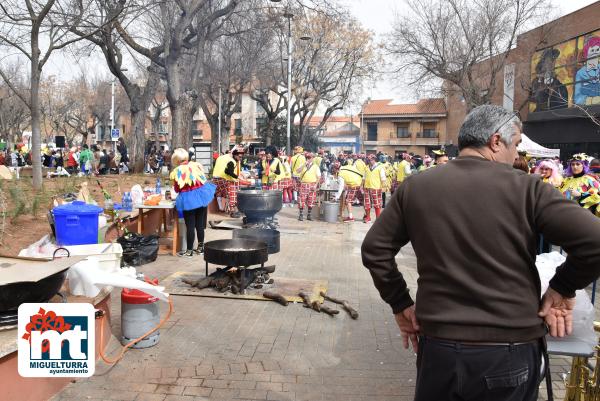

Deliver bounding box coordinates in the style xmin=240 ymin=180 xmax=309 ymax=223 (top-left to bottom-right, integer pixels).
xmin=111 ymin=79 xmax=115 ymax=152
xmin=286 ymin=16 xmax=292 ymax=156
xmin=360 ymin=111 xmax=363 ymax=153
xmin=218 ymin=87 xmax=222 ymax=154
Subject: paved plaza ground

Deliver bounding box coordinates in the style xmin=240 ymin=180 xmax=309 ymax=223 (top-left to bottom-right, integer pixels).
xmin=51 ymin=206 xmax=596 ymax=401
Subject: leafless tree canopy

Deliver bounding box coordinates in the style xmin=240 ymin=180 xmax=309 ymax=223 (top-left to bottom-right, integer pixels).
xmin=388 ymin=0 xmax=552 ymax=110
xmin=0 ymin=0 xmax=122 ymax=188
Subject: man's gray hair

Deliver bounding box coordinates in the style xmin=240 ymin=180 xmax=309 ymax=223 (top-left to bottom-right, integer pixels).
xmin=458 ymin=105 xmax=522 ymax=150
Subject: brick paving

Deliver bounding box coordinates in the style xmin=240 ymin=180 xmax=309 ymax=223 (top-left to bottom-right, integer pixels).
xmin=52 ymin=205 xmax=599 ymax=401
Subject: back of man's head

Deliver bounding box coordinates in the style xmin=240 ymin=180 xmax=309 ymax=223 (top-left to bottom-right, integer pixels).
xmin=458 ymin=105 xmax=521 ymax=151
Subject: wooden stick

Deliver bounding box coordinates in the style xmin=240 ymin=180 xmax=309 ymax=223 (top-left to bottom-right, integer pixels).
xmin=319 ymin=305 xmax=339 ymax=316
xmin=263 ymin=291 xmax=289 ymax=306
xmin=299 ymin=291 xmax=336 ymax=315
xmin=320 ymin=291 xmax=359 ymax=319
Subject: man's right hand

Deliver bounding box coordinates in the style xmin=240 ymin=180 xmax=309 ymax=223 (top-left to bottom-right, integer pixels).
xmin=394 ymin=305 xmax=420 ymax=353
xmin=539 ymin=287 xmax=576 ymax=337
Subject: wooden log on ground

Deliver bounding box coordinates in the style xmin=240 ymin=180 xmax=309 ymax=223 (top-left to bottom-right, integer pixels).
xmin=182 ymin=276 xmax=214 ymax=289
xmin=319 ymin=304 xmax=339 ymax=317
xmin=263 ymin=291 xmax=289 ymax=306
xmin=320 ymin=291 xmax=359 ymax=319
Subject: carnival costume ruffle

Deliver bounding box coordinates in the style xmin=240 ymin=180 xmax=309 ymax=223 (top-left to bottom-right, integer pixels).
xmin=175 ymin=182 xmax=216 ymax=211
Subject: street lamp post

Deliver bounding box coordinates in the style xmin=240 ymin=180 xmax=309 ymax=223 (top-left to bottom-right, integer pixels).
xmin=218 ymin=86 xmax=222 ymax=154
xmin=270 ymin=0 xmax=293 ymax=155
xmin=110 ymin=79 xmax=116 ymax=151
xmin=284 ymin=12 xmax=293 ymax=156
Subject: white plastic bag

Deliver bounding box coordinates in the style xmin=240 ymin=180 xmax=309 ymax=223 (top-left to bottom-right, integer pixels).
xmin=18 ymin=235 xmax=58 ymax=258
xmin=67 ymin=258 xmax=169 ymax=302
xmin=537 ymin=252 xmax=596 ymax=346
xmin=130 ymin=184 xmax=144 ymax=206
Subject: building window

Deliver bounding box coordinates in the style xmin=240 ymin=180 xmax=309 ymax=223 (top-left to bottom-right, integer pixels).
xmin=422 ymin=129 xmax=438 ymax=138
xmin=367 ymin=123 xmax=377 ymax=141
xmin=256 ymin=117 xmax=266 ymax=137
xmin=396 ymin=126 xmax=410 ymax=138
xmin=234 ymin=119 xmax=242 ymax=135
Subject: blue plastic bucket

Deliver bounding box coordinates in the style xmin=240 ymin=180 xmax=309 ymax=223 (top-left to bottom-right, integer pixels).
xmin=53 ymin=201 xmax=103 ymax=245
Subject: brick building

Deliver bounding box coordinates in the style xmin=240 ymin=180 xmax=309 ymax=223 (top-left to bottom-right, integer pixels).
xmin=446 ymin=2 xmax=600 ymax=158
xmin=360 ymin=98 xmax=448 ymax=158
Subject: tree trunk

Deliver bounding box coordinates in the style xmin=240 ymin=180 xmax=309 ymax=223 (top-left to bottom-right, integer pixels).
xmin=169 ymin=94 xmax=195 ymax=150
xmin=127 ymin=69 xmax=159 ymax=173
xmin=265 ymin=117 xmax=275 ymax=146
xmin=129 ymin=107 xmax=146 ymax=172
xmin=30 ymin=43 xmax=42 ymax=190
xmin=298 ymin=122 xmax=306 ymax=147
xmin=208 ymin=117 xmax=218 ymax=153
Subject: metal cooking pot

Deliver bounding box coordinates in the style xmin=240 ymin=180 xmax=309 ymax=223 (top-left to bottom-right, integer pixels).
xmin=204 ymin=239 xmax=268 ymax=267
xmin=236 ymin=190 xmax=282 ymax=222
xmin=232 ymin=228 xmax=280 ymax=254
xmin=0 ymin=269 xmax=68 ymax=312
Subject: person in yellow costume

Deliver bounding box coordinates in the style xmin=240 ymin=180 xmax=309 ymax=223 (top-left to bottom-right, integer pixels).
xmin=381 ymin=154 xmax=394 ymax=207
xmin=170 ymin=148 xmax=216 ymax=257
xmin=533 ymin=159 xmax=563 ymax=189
xmin=290 ymin=146 xmax=306 ymax=204
xmin=298 ymin=153 xmax=321 ymax=221
xmin=335 ymin=160 xmax=364 ymax=222
xmin=560 ymin=153 xmax=600 ymax=205
xmin=353 ymin=153 xmax=367 ymax=175
xmin=393 ymin=153 xmax=412 ymax=193
xmin=363 ymin=154 xmax=387 ymax=223
xmin=279 ymin=150 xmax=293 ymax=206
xmin=433 ymin=149 xmax=449 ymax=165
xmin=262 ymin=146 xmax=285 ymax=190
xmin=212 ymin=148 xmax=244 ymax=218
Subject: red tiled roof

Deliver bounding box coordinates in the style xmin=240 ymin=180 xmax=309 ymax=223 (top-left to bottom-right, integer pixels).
xmin=322 ymin=122 xmax=360 ymax=137
xmin=362 ymin=98 xmax=446 ymax=116
xmin=304 ymin=116 xmax=360 ymax=126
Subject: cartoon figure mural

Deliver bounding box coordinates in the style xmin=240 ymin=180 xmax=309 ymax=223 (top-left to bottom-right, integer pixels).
xmin=574 ymin=36 xmax=600 ymax=106
xmin=531 ymin=48 xmax=569 ymax=111
xmin=529 ymin=30 xmax=600 ymax=112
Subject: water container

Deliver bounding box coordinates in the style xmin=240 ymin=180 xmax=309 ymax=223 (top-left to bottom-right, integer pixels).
xmin=321 ymin=201 xmax=339 ymax=223
xmin=155 ymin=178 xmax=161 ymax=195
xmin=53 ymin=201 xmax=103 ymax=245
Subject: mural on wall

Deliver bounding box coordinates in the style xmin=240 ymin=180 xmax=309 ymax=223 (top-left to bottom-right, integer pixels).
xmin=530 ymin=29 xmax=600 ymax=112
xmin=575 ymin=35 xmax=600 ymax=105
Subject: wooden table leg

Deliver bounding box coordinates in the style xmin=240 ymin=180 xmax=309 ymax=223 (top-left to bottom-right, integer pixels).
xmin=172 ymin=209 xmax=179 ymax=256
xmin=138 ymin=208 xmax=144 ymax=234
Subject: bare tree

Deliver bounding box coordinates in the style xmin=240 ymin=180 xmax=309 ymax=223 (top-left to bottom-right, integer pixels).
xmin=388 ymin=0 xmax=553 ymax=111
xmin=88 ymin=76 xmax=129 ymax=143
xmin=290 ymin=11 xmax=378 ymax=146
xmin=0 ymin=64 xmax=30 ymax=145
xmin=197 ymin=5 xmax=274 ymax=152
xmin=112 ymin=0 xmax=239 ymax=151
xmin=70 ymin=0 xmax=160 ymax=172
xmin=0 ymin=0 xmax=121 ymax=189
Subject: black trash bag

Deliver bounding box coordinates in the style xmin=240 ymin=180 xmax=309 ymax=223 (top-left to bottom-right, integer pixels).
xmin=117 ymin=233 xmax=159 ymax=266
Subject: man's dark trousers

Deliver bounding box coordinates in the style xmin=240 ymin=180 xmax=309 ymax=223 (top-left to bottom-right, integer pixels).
xmin=414 ymin=336 xmax=542 ymax=401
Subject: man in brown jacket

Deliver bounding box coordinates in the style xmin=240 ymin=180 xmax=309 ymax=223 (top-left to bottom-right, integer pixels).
xmin=361 ymin=104 xmax=600 ymax=401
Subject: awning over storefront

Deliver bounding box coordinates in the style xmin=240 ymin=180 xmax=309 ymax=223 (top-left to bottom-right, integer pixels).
xmin=518 ymin=134 xmax=560 ymax=158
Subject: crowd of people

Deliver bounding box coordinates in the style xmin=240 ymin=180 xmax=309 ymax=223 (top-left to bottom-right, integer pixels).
xmin=203 ymin=142 xmax=600 ymax=233
xmin=207 ymin=144 xmax=452 ymax=223
xmin=0 ymin=137 xmax=130 ymax=177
